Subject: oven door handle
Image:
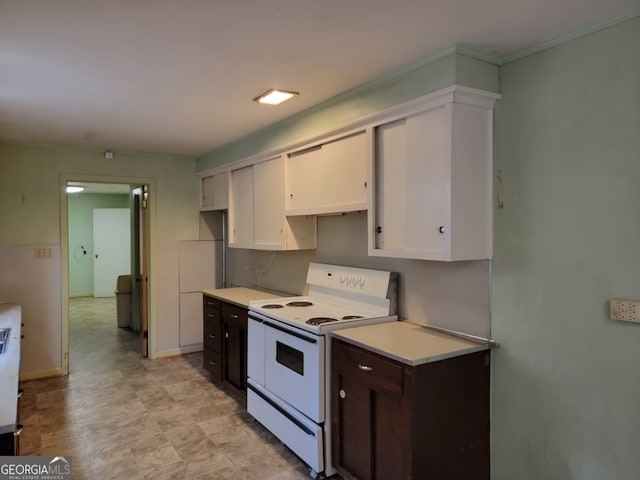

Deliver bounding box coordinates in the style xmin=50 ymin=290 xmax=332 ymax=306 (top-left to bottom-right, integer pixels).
xmin=263 ymin=320 xmax=317 ymax=344
xmin=247 ymin=384 xmax=316 ymax=436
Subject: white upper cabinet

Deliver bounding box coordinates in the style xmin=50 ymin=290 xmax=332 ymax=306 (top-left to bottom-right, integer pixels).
xmin=285 ymin=130 xmax=368 ymax=215
xmin=200 ymin=171 xmax=228 ymax=210
xmin=368 ymin=87 xmax=499 ymax=261
xmin=228 ymin=165 xmax=254 ymax=248
xmin=228 ymin=157 xmax=316 ymax=250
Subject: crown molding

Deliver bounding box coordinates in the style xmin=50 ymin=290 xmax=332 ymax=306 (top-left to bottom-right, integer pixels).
xmin=500 ymin=6 xmax=640 ymax=64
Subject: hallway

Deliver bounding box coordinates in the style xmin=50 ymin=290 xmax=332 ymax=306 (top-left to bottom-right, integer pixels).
xmin=19 ymin=297 xmax=309 ymax=479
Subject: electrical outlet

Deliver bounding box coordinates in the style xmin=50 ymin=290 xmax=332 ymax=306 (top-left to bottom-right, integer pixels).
xmin=34 ymin=247 xmax=53 ymax=259
xmin=609 ymin=299 xmax=640 ymax=323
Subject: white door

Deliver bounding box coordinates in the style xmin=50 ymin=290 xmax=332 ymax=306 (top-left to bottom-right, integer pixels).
xmin=93 ymin=208 xmax=131 ymax=297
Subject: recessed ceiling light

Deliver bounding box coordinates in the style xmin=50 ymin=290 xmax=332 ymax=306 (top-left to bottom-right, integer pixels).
xmin=66 ymin=186 xmax=84 ymax=194
xmin=254 ymin=89 xmax=299 ymax=105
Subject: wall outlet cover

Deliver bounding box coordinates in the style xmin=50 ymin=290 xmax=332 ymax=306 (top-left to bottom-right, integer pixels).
xmin=609 ymin=299 xmax=640 ymax=324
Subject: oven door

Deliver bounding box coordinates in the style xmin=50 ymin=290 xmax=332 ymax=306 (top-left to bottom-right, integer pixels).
xmin=263 ymin=320 xmax=325 ymax=423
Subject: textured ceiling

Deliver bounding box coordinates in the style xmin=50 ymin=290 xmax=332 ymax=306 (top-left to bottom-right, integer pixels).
xmin=1 ymin=0 xmax=638 ymax=156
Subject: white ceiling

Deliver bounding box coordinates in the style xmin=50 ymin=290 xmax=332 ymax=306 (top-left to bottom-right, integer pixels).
xmin=1 ymin=0 xmax=638 ymax=157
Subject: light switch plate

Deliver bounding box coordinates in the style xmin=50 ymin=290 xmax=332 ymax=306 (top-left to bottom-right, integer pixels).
xmin=609 ymin=299 xmax=640 ymax=323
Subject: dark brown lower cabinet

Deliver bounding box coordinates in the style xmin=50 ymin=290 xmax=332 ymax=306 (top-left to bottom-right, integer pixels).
xmin=203 ymin=296 xmax=223 ymax=381
xmin=203 ymin=295 xmax=248 ymax=401
xmin=331 ymin=338 xmax=490 ymax=480
xmin=221 ymin=302 xmax=248 ymax=396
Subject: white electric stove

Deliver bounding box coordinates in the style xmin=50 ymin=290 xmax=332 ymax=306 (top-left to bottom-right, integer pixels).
xmin=247 ymin=263 xmax=398 ymax=479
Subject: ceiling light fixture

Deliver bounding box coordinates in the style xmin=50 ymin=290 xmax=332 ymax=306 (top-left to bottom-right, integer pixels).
xmin=253 ymin=89 xmax=299 ymax=105
xmin=66 ymin=186 xmax=84 ymax=194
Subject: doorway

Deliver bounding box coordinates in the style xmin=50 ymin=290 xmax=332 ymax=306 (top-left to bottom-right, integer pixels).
xmin=60 ymin=176 xmax=153 ymax=375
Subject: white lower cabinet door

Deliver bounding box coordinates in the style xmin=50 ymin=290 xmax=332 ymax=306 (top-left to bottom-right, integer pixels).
xmin=178 ymin=292 xmax=203 ymax=347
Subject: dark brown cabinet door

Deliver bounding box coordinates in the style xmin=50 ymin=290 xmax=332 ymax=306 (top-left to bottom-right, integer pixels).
xmin=331 ymin=337 xmax=490 ymax=480
xmin=223 ymin=318 xmax=245 ymax=391
xmin=332 ymin=339 xmax=406 ymax=480
xmin=335 ymin=366 xmax=372 ymax=479
xmin=222 ymin=303 xmax=248 ymax=396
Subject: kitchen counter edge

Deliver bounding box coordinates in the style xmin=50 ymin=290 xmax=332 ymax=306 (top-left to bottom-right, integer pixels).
xmin=202 ymin=287 xmax=292 ymax=309
xmin=330 ymin=320 xmax=490 ymax=367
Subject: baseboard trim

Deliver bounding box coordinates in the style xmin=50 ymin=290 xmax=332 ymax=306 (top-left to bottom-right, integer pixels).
xmin=20 ymin=368 xmax=63 ymax=382
xmin=156 ymin=344 xmax=203 ymax=359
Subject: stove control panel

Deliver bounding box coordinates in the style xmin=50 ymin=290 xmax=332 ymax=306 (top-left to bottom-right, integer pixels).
xmin=307 ymin=263 xmax=396 ymax=298
xmin=339 ymin=274 xmax=366 ymax=289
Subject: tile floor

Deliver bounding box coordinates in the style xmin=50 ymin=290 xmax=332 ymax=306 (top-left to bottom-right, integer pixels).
xmin=19 ymin=297 xmax=313 ymax=479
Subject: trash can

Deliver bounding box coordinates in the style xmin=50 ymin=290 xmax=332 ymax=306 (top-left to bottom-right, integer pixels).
xmin=115 ymin=275 xmax=132 ymax=328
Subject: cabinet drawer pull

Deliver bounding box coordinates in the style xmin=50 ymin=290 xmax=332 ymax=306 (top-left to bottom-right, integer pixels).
xmin=208 ymin=334 xmax=216 ymax=339
xmin=209 ymin=360 xmax=217 ymax=366
xmin=207 ymin=301 xmax=217 ymax=306
xmin=358 ymin=363 xmax=373 ymax=372
xmin=230 ymin=314 xmax=239 ymax=319
xmin=207 ymin=313 xmax=216 ymax=318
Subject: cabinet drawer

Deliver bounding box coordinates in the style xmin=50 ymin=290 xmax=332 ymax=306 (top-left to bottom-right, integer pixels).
xmin=204 ymin=346 xmax=222 ymax=381
xmin=222 ymin=303 xmax=248 ymax=326
xmin=203 ymin=296 xmax=222 ymax=312
xmin=204 ymin=318 xmax=222 ymax=352
xmin=333 ymin=339 xmax=403 ymax=395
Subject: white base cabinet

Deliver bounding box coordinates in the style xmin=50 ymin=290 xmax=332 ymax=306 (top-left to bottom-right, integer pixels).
xmin=369 ymin=86 xmax=499 ymax=261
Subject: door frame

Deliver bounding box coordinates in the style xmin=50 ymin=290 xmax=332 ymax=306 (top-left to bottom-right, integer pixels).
xmin=59 ymin=174 xmax=157 ymax=375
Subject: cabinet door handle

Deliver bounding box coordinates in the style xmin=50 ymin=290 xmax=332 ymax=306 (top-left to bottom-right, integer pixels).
xmin=207 ymin=301 xmax=217 ymax=306
xmin=208 ymin=334 xmax=216 ymax=339
xmin=209 ymin=360 xmax=217 ymax=366
xmin=225 ymin=332 xmax=229 ymax=339
xmin=207 ymin=313 xmax=216 ymax=318
xmin=358 ymin=363 xmax=373 ymax=372
xmin=438 ymin=226 xmax=445 ymax=234
xmin=230 ymin=314 xmax=239 ymax=319
xmin=339 ymin=389 xmax=346 ymax=399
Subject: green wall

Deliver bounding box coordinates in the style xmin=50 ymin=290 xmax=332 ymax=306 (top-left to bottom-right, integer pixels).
xmin=197 ymin=50 xmax=500 ymax=170
xmin=0 ymin=143 xmax=199 ymax=372
xmin=492 ymin=16 xmax=640 ymax=480
xmin=68 ymin=193 xmax=129 ymax=297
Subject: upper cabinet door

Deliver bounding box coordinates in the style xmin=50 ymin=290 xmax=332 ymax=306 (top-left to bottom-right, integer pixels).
xmin=228 ymin=165 xmax=254 ymax=248
xmin=285 ymin=130 xmax=369 ymax=216
xmin=369 ymin=89 xmax=497 ymax=261
xmin=253 ymin=157 xmax=286 ymax=249
xmin=201 ymin=172 xmax=228 ymax=210
xmin=228 ymin=157 xmax=316 ymax=251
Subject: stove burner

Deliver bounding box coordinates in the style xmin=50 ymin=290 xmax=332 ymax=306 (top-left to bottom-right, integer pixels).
xmin=342 ymin=315 xmax=364 ymax=320
xmin=261 ymin=304 xmax=284 ymax=309
xmin=287 ymin=301 xmax=314 ymax=307
xmin=306 ymin=317 xmax=338 ymax=326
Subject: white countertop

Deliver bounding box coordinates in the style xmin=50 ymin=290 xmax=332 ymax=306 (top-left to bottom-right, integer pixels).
xmin=0 ymin=304 xmax=21 ymax=427
xmin=202 ymin=287 xmax=292 ymax=308
xmin=330 ymin=321 xmax=490 ymax=366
